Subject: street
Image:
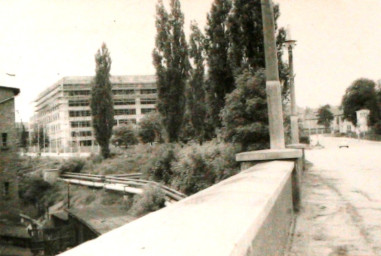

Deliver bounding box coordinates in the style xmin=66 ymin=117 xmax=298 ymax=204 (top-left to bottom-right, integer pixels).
xmin=289 ymin=135 xmax=381 ymax=256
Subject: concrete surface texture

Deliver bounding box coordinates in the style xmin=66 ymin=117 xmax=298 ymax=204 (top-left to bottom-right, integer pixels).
xmin=289 ymin=135 xmax=381 ymax=256
xmin=59 ymin=161 xmax=295 ymax=256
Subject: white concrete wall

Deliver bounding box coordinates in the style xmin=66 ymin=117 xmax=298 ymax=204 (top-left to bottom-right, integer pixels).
xmin=59 ymin=161 xmax=295 ymax=256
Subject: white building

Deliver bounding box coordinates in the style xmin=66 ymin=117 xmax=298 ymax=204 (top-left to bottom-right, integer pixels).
xmin=30 ymin=75 xmax=157 ymax=153
xmin=356 ymin=109 xmax=370 ymax=133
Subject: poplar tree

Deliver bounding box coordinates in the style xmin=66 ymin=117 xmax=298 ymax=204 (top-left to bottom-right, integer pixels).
xmin=153 ymin=0 xmax=189 ymax=142
xmin=187 ymin=22 xmax=206 ymax=143
xmin=205 ymin=0 xmax=234 ymax=130
xmin=90 ymin=43 xmax=114 ymax=158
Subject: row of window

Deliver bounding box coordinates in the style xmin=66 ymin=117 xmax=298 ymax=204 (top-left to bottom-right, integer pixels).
xmin=114 ymin=99 xmax=135 ymax=105
xmin=71 ymin=121 xmax=91 ymax=128
xmin=71 ymin=131 xmax=92 ymax=137
xmin=65 ymin=89 xmax=157 ymax=97
xmin=69 ymin=100 xmax=89 ymax=107
xmin=141 ymin=99 xmax=156 ymax=105
xmin=69 ymin=110 xmax=91 ymax=117
xmin=69 ymin=98 xmax=153 ymax=106
xmin=141 ymin=108 xmax=155 ymax=114
xmin=115 ymin=109 xmax=136 ymax=115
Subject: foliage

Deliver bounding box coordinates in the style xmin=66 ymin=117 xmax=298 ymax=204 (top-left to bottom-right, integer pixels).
xmin=153 ymin=0 xmax=190 ymax=142
xmin=141 ymin=144 xmax=177 ymax=185
xmin=129 ymin=185 xmax=166 ymax=217
xmin=342 ymin=78 xmax=380 ymax=126
xmin=59 ymin=158 xmax=85 ymax=173
xmin=111 ymin=124 xmax=138 ymax=148
xmin=187 ymin=22 xmax=207 ymax=143
xmin=91 ymin=43 xmax=115 ymax=158
xmin=171 ymin=140 xmax=240 ymax=195
xmin=205 ymin=0 xmax=235 ymax=130
xmin=138 ymin=112 xmax=163 ymax=143
xmin=317 ymin=105 xmax=334 ymax=129
xmin=19 ymin=123 xmax=28 ymax=149
xmin=31 ymin=125 xmax=49 ymax=150
xmin=221 ymin=69 xmax=269 ymax=150
xmin=19 ymin=177 xmax=51 ymax=206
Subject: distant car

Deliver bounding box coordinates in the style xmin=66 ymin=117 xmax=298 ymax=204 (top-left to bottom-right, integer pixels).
xmin=339 ymin=139 xmax=349 ymax=148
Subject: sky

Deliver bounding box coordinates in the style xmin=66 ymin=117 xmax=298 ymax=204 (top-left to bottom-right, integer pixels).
xmin=1 ymin=0 xmax=381 ymax=121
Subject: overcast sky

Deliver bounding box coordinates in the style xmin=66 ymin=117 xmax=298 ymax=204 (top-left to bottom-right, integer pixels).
xmin=1 ymin=0 xmax=381 ymax=121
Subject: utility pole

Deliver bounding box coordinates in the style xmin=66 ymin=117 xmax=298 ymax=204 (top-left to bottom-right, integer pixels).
xmin=284 ymin=26 xmax=299 ymax=144
xmin=261 ymin=0 xmax=285 ymax=149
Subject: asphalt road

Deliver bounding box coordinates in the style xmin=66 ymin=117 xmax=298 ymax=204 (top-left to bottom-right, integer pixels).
xmin=289 ymin=135 xmax=381 ymax=256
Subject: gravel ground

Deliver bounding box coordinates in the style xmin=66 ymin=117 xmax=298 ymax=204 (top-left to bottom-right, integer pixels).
xmin=288 ymin=135 xmax=381 ymax=256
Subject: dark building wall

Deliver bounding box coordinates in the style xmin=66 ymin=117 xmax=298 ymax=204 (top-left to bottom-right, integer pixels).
xmin=0 ymin=87 xmax=19 ymax=204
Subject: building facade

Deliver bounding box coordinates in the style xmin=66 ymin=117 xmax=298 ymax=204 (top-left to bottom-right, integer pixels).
xmin=0 ymin=86 xmax=20 ymax=204
xmin=30 ymin=75 xmax=157 ymax=153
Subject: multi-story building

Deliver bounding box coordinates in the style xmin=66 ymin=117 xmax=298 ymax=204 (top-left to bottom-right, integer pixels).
xmin=0 ymin=85 xmax=20 ymax=203
xmin=30 ymin=75 xmax=157 ymax=153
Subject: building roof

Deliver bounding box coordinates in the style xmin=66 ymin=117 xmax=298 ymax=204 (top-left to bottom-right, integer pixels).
xmin=36 ymin=75 xmax=156 ymax=102
xmin=0 ymin=85 xmax=20 ymax=96
xmin=67 ymin=207 xmax=136 ymax=235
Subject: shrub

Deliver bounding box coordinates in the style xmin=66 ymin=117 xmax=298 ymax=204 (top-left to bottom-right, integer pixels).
xmin=129 ymin=185 xmax=166 ymax=217
xmin=111 ymin=124 xmax=138 ymax=148
xmin=19 ymin=177 xmax=51 ymax=205
xmin=171 ymin=141 xmax=240 ymax=195
xmin=59 ymin=158 xmax=85 ymax=173
xmin=141 ymin=144 xmax=177 ymax=184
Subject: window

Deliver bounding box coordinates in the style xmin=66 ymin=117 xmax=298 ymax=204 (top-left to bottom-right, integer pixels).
xmin=80 ymin=140 xmax=92 ymax=146
xmin=114 ymin=99 xmax=135 ymax=105
xmin=67 ymin=90 xmax=90 ymax=96
xmin=71 ymin=121 xmax=91 ymax=128
xmin=69 ymin=110 xmax=91 ymax=117
xmin=115 ymin=109 xmax=136 ymax=115
xmin=140 ymin=89 xmax=157 ymax=94
xmin=141 ymin=108 xmax=155 ymax=114
xmin=112 ymin=89 xmax=134 ymax=95
xmin=141 ymin=98 xmax=156 ymax=105
xmin=72 ymin=131 xmax=92 ymax=137
xmin=3 ymin=182 xmax=9 ymax=197
xmin=69 ymin=100 xmax=89 ymax=107
xmin=1 ymin=133 xmax=7 ymax=147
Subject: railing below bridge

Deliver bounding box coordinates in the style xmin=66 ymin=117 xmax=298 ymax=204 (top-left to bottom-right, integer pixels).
xmin=59 ymin=172 xmax=186 ymax=202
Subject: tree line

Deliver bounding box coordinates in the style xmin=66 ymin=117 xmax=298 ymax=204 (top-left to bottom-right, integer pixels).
xmin=91 ymin=0 xmax=291 ymax=158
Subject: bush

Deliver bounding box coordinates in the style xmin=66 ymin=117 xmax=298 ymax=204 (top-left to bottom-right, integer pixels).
xmin=129 ymin=185 xmax=166 ymax=217
xmin=111 ymin=124 xmax=138 ymax=148
xmin=59 ymin=158 xmax=85 ymax=173
xmin=141 ymin=144 xmax=177 ymax=184
xmin=171 ymin=141 xmax=240 ymax=195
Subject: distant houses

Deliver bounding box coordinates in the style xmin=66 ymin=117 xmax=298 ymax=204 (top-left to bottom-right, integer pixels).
xmin=299 ymin=106 xmax=370 ymax=135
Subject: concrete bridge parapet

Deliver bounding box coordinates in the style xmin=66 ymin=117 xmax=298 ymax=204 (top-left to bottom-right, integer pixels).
xmin=59 ymin=160 xmax=296 ymax=256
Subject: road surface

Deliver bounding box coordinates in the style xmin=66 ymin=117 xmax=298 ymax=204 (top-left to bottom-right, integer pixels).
xmin=289 ymin=135 xmax=381 ymax=256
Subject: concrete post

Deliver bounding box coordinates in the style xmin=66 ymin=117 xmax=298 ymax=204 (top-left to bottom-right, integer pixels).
xmin=287 ymin=38 xmax=299 ymax=144
xmin=261 ymin=0 xmax=285 ymax=149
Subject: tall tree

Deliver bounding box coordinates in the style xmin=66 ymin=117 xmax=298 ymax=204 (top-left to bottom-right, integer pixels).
xmin=19 ymin=123 xmax=28 ymax=150
xmin=205 ymin=0 xmax=234 ymax=130
xmin=91 ymin=43 xmax=114 ymax=158
xmin=342 ymin=78 xmax=380 ymax=126
xmin=221 ymin=69 xmax=269 ymax=151
xmin=317 ymin=105 xmax=334 ymax=129
xmin=153 ymin=0 xmax=189 ymax=142
xmin=187 ymin=21 xmax=206 ymax=143
xmin=227 ymin=1 xmax=289 ymax=99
